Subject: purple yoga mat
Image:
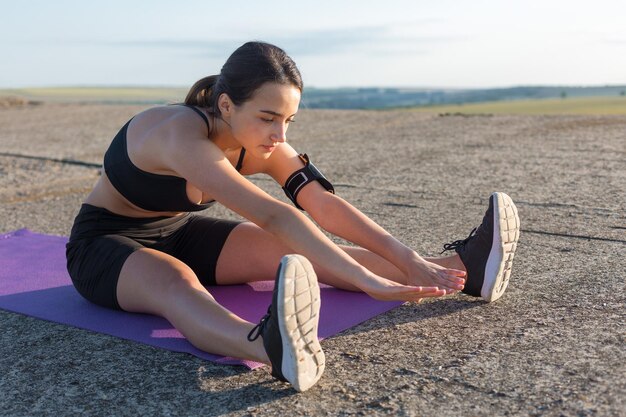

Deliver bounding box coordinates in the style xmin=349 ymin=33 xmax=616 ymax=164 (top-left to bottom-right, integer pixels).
xmin=0 ymin=229 xmax=402 ymax=369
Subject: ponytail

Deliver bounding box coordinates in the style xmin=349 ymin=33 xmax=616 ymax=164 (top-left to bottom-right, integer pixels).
xmin=184 ymin=75 xmax=219 ymax=108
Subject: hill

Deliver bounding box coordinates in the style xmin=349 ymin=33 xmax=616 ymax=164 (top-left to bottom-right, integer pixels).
xmin=1 ymin=85 xmax=625 ymax=112
xmin=301 ymin=86 xmax=626 ymax=109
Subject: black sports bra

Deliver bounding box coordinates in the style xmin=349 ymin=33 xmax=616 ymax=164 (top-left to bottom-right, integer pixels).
xmin=103 ymin=105 xmax=245 ymax=212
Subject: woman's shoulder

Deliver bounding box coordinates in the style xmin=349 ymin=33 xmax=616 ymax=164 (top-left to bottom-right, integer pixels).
xmin=131 ymin=104 xmax=210 ymax=135
xmin=124 ymin=105 xmax=214 ymax=174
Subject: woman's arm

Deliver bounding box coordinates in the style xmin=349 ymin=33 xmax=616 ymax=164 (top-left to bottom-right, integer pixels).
xmin=163 ymin=132 xmax=445 ymax=301
xmin=303 ymin=192 xmax=465 ymax=291
xmin=304 ymin=191 xmax=417 ymax=274
xmin=263 ymin=143 xmax=465 ymax=292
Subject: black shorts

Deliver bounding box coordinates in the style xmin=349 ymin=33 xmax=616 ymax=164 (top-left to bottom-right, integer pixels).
xmin=66 ymin=204 xmax=242 ymax=310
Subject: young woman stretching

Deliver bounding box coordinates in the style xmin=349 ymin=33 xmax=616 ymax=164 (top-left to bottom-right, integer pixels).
xmin=66 ymin=41 xmax=520 ymax=392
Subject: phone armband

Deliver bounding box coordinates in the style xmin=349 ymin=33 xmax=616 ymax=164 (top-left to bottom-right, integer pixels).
xmin=282 ymin=154 xmax=335 ymax=210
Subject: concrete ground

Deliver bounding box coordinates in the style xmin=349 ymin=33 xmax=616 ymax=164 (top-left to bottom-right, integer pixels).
xmin=0 ymin=103 xmax=624 ymax=416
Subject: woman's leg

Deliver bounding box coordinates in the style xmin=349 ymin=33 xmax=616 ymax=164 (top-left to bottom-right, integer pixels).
xmin=215 ymin=222 xmax=464 ymax=289
xmin=115 ymin=247 xmax=269 ymax=363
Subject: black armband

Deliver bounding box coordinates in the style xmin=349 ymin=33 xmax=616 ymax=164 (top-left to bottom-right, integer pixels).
xmin=282 ymin=154 xmax=335 ymax=210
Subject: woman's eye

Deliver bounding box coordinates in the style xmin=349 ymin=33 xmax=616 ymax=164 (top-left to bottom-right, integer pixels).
xmin=261 ymin=118 xmax=273 ymax=123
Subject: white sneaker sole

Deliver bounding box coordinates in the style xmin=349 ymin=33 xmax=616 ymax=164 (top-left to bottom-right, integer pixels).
xmin=482 ymin=192 xmax=520 ymax=302
xmin=276 ymin=255 xmax=325 ymax=392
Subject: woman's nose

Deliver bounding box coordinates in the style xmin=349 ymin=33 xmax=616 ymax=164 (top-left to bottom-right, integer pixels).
xmin=271 ymin=124 xmax=287 ymax=143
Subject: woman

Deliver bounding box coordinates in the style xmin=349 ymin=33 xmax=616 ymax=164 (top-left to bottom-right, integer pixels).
xmin=66 ymin=41 xmax=520 ymax=392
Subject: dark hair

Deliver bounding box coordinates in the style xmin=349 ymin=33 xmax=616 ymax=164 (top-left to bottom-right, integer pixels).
xmin=184 ymin=41 xmax=303 ymax=116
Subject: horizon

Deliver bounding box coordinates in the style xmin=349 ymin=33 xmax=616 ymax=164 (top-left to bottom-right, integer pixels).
xmin=3 ymin=1 xmax=626 ymax=89
xmin=5 ymin=83 xmax=626 ymax=92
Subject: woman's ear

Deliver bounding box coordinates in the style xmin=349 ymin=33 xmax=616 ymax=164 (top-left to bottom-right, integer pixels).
xmin=218 ymin=93 xmax=233 ymax=117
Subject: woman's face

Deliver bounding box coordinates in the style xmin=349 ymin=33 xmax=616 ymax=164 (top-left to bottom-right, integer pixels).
xmin=226 ymin=82 xmax=301 ymax=159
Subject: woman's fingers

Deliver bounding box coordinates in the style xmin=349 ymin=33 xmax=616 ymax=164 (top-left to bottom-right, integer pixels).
xmin=407 ymin=262 xmax=467 ymax=292
xmin=370 ymin=285 xmax=447 ymax=302
xmin=436 ymin=279 xmax=463 ymax=291
xmin=437 ymin=269 xmax=467 ymax=290
xmin=441 ymin=269 xmax=466 ymax=282
xmin=413 ymin=285 xmax=446 ymax=295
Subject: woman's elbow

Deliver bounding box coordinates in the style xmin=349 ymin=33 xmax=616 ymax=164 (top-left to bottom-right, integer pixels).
xmin=307 ymin=194 xmax=342 ymax=232
xmin=257 ymin=202 xmax=304 ymax=233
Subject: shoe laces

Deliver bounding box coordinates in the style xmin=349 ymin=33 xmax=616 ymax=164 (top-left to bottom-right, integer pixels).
xmin=247 ymin=306 xmax=271 ymax=342
xmin=441 ymin=227 xmax=476 ymax=254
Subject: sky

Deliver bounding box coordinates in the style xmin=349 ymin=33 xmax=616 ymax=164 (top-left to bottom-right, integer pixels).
xmin=1 ymin=0 xmax=625 ymax=89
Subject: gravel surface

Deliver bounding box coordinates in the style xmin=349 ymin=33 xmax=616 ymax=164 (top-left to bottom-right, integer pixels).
xmin=0 ymin=103 xmax=624 ymax=416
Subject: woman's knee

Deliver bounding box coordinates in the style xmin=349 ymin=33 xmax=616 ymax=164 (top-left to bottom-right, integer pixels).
xmin=116 ymin=248 xmax=204 ymax=313
xmin=215 ymin=222 xmax=290 ymax=284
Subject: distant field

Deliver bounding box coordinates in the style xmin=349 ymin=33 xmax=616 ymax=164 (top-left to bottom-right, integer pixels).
xmin=0 ymin=87 xmax=188 ymax=104
xmin=1 ymin=87 xmax=626 ymax=115
xmin=408 ymin=96 xmax=626 ymax=115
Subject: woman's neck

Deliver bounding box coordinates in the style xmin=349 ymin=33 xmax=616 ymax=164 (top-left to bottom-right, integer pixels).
xmin=209 ymin=115 xmax=239 ymax=152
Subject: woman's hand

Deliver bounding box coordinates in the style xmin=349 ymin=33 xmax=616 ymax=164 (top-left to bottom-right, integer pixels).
xmin=358 ymin=274 xmax=447 ymax=302
xmin=406 ymin=257 xmax=466 ymax=295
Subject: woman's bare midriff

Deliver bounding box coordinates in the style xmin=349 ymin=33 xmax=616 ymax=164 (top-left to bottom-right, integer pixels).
xmin=83 ymin=171 xmax=207 ymax=218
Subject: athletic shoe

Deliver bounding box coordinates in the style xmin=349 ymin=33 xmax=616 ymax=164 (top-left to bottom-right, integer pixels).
xmin=247 ymin=254 xmax=325 ymax=392
xmin=442 ymin=192 xmax=520 ymax=302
